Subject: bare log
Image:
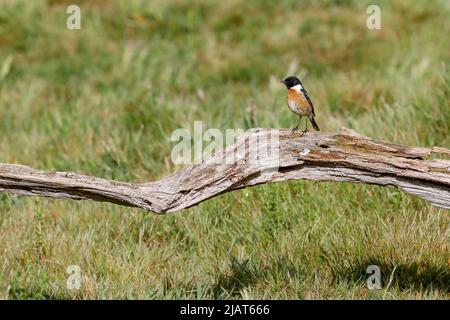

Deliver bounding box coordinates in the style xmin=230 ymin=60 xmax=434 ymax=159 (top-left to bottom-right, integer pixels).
xmin=0 ymin=128 xmax=449 ymax=212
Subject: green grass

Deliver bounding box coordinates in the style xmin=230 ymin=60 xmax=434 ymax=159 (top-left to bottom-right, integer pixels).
xmin=0 ymin=0 xmax=449 ymax=299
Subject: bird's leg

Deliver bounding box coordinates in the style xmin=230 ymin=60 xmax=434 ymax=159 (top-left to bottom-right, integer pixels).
xmin=291 ymin=116 xmax=301 ymax=134
xmin=300 ymin=117 xmax=309 ymax=136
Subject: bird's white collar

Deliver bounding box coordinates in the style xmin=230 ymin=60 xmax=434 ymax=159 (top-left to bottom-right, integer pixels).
xmin=291 ymin=84 xmax=303 ymax=92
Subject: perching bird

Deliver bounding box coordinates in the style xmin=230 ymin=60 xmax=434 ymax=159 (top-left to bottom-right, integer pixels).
xmin=281 ymin=76 xmax=320 ymax=135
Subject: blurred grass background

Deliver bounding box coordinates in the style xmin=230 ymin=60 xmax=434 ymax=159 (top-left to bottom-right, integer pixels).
xmin=0 ymin=0 xmax=449 ymax=299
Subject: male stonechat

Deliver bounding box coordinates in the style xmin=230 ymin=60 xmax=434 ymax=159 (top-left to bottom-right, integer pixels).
xmin=281 ymin=76 xmax=320 ymax=134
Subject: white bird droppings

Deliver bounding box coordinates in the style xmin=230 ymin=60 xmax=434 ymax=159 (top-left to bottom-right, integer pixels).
xmin=299 ymin=148 xmax=310 ymax=156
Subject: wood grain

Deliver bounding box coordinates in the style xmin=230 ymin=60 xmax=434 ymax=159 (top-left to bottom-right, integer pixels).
xmin=0 ymin=128 xmax=449 ymax=213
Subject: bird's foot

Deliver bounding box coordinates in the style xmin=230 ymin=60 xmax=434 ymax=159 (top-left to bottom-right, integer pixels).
xmin=299 ymin=129 xmax=309 ymax=136
xmin=291 ymin=127 xmax=299 ymax=134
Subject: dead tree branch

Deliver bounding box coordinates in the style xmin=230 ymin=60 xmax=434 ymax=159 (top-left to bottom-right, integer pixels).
xmin=0 ymin=128 xmax=449 ymax=212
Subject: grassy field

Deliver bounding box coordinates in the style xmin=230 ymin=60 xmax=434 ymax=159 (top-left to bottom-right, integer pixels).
xmin=0 ymin=0 xmax=449 ymax=299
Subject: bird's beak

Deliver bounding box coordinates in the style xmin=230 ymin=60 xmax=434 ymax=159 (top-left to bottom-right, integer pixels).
xmin=280 ymin=80 xmax=286 ymax=84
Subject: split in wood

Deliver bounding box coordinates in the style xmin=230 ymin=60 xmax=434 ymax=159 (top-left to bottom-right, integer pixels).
xmin=0 ymin=128 xmax=449 ymax=213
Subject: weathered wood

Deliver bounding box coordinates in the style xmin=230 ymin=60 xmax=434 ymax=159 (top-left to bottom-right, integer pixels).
xmin=0 ymin=128 xmax=449 ymax=212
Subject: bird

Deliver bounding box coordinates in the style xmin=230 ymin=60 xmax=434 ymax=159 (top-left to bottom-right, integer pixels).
xmin=280 ymin=76 xmax=320 ymax=135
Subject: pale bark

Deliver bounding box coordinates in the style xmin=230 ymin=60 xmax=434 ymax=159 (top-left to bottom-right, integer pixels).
xmin=0 ymin=128 xmax=449 ymax=213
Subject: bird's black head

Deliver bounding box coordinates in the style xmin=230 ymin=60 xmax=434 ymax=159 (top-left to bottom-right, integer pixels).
xmin=281 ymin=76 xmax=301 ymax=89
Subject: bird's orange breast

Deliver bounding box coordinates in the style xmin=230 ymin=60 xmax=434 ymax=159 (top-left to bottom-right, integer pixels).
xmin=287 ymin=89 xmax=311 ymax=115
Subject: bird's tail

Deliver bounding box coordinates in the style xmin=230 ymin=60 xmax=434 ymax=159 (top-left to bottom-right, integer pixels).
xmin=309 ymin=114 xmax=320 ymax=131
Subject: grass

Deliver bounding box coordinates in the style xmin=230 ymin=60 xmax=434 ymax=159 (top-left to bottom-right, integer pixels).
xmin=0 ymin=0 xmax=449 ymax=299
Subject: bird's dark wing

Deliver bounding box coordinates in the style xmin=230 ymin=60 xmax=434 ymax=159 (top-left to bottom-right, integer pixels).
xmin=302 ymin=88 xmax=315 ymax=116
